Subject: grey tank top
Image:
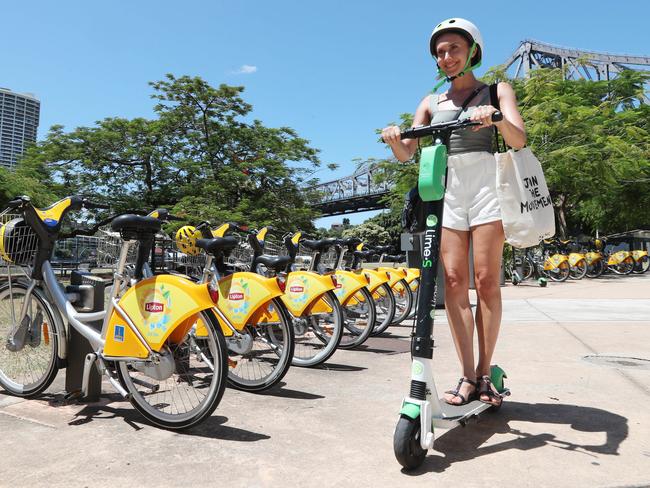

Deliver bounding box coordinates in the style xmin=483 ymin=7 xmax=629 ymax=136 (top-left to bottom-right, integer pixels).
xmin=429 ymin=88 xmax=493 ymax=155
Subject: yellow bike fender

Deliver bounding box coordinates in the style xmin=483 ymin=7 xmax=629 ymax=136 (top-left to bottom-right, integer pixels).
xmin=608 ymin=250 xmax=631 ymax=265
xmin=543 ymin=253 xmax=569 ymax=271
xmin=378 ymin=266 xmax=407 ymax=287
xmin=568 ymin=253 xmax=585 ymax=266
xmin=216 ymin=272 xmax=283 ymax=329
xmin=632 ymin=250 xmax=648 ymax=261
xmin=281 ymin=271 xmax=335 ymax=317
xmin=331 ymin=270 xmax=369 ymax=304
xmin=104 ymin=275 xmax=216 ymax=358
xmin=584 ymin=252 xmax=602 ymax=265
xmin=404 ymin=267 xmax=421 ymax=284
xmin=361 ymin=269 xmax=390 ymax=293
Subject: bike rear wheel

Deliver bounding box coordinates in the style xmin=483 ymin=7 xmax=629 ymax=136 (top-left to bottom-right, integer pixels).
xmin=339 ymin=287 xmax=376 ymax=349
xmin=0 ymin=282 xmax=60 ymax=397
xmin=291 ymin=291 xmax=343 ymax=367
xmin=569 ymin=259 xmax=587 ymax=280
xmin=116 ymin=309 xmax=228 ymax=429
xmin=390 ymin=279 xmax=413 ymax=325
xmin=227 ymin=297 xmax=295 ymax=392
xmin=586 ymin=259 xmax=604 ymax=278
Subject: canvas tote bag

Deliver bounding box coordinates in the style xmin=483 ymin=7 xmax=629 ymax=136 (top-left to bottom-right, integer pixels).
xmin=490 ymin=85 xmax=555 ymax=248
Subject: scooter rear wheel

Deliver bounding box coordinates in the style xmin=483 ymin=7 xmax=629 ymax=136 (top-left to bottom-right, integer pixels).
xmin=394 ymin=415 xmax=427 ymax=470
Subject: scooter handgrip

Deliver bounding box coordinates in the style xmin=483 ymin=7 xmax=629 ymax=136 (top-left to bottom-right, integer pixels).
xmin=491 ymin=111 xmax=503 ymax=123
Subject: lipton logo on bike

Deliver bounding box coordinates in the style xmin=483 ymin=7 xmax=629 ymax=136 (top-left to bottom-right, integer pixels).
xmin=145 ymin=302 xmax=164 ymax=313
xmin=289 ymin=285 xmax=304 ymax=293
xmin=229 ymin=292 xmax=245 ymax=301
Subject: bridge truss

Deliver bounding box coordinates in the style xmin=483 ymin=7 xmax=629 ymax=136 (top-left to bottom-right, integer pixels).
xmin=309 ymin=162 xmax=391 ymax=216
xmin=504 ymin=39 xmax=650 ymax=88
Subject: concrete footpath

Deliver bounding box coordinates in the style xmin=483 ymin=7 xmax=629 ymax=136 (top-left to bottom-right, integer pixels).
xmin=1 ymin=274 xmax=649 ymax=487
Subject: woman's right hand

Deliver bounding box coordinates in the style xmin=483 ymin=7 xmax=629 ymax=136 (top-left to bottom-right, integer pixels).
xmin=381 ymin=125 xmax=402 ymax=146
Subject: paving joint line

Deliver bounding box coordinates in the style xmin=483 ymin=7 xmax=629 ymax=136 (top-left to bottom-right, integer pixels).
xmin=523 ymin=298 xmax=650 ymax=397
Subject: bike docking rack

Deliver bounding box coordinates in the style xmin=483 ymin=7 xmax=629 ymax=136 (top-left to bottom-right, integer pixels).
xmin=0 ymin=229 xmax=108 ymax=402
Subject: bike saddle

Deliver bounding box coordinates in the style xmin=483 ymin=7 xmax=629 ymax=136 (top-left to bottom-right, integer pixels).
xmin=336 ymin=237 xmax=361 ymax=247
xmin=195 ymin=236 xmax=239 ymax=255
xmin=301 ymin=238 xmax=337 ymax=251
xmin=256 ymin=254 xmax=292 ymax=271
xmin=353 ymin=250 xmax=374 ymax=260
xmin=374 ymin=245 xmax=392 ymax=254
xmin=111 ymin=214 xmax=161 ymax=239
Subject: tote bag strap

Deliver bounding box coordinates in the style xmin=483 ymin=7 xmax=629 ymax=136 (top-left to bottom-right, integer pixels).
xmin=490 ymin=83 xmax=506 ymax=153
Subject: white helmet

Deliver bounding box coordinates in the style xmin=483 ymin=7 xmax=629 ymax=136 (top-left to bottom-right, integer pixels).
xmin=429 ymin=18 xmax=484 ymax=69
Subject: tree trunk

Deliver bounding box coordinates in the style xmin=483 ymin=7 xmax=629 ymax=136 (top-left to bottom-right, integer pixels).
xmin=555 ymin=194 xmax=568 ymax=239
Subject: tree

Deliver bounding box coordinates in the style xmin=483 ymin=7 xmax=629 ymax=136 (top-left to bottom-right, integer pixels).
xmin=20 ymin=75 xmax=322 ymax=231
xmin=342 ymin=221 xmax=390 ymax=247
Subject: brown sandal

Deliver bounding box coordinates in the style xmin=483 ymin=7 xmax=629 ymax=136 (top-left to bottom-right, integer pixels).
xmin=477 ymin=375 xmax=504 ymax=407
xmin=444 ymin=377 xmax=477 ymax=406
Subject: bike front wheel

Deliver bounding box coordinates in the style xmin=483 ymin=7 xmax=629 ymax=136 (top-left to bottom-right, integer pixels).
xmin=226 ymin=297 xmax=295 ymax=392
xmin=116 ymin=309 xmax=228 ymax=429
xmin=545 ymin=261 xmax=570 ymax=282
xmin=0 ymin=282 xmax=60 ymax=397
xmin=291 ymin=291 xmax=343 ymax=368
xmin=390 ymin=279 xmax=413 ymax=325
xmin=371 ymin=283 xmax=396 ymax=335
xmin=633 ymin=255 xmax=649 ymax=274
xmin=339 ymin=287 xmax=376 ymax=349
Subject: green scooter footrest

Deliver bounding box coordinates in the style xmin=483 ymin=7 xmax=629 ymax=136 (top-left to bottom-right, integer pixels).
xmin=418 ymin=145 xmax=447 ymax=202
xmin=399 ymin=402 xmax=420 ymax=420
xmin=490 ymin=364 xmax=507 ymax=394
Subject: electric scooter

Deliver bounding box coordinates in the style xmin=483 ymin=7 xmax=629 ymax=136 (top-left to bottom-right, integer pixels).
xmin=387 ymin=112 xmax=510 ymax=470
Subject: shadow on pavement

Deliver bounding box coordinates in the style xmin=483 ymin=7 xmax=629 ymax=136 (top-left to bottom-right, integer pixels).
xmin=404 ymin=401 xmax=628 ymax=475
xmin=183 ymin=415 xmax=271 ymax=441
xmin=255 ymin=381 xmax=325 ymax=400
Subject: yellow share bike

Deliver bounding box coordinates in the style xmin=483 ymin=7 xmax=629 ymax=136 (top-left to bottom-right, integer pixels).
xmin=0 ymin=196 xmax=228 ymax=429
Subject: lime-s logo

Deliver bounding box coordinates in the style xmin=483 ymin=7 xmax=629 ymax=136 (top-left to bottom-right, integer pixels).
xmin=422 ymin=259 xmax=433 ymax=268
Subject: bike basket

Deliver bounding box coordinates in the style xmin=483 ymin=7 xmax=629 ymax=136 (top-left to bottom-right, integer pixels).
xmin=225 ymin=236 xmax=253 ymax=271
xmin=96 ymin=228 xmax=139 ymax=269
xmin=151 ymin=235 xmax=207 ymax=275
xmin=0 ymin=218 xmax=39 ymax=266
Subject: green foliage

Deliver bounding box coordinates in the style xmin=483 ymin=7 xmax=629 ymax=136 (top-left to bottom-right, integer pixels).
xmin=342 ymin=221 xmax=390 ymax=247
xmin=19 ymin=75 xmax=321 ymax=230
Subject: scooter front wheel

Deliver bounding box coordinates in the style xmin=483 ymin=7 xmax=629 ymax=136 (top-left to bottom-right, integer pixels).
xmin=394 ymin=415 xmax=427 ymax=470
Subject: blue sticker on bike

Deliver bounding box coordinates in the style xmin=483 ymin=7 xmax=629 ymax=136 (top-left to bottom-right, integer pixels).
xmin=114 ymin=325 xmax=125 ymax=343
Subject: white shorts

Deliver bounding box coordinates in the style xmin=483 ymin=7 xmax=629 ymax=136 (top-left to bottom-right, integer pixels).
xmin=442 ymin=151 xmax=501 ymax=231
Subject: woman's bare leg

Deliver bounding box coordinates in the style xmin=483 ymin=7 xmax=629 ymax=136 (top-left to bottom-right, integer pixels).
xmin=471 ymin=220 xmax=505 ymax=402
xmin=440 ymin=227 xmax=476 ymax=404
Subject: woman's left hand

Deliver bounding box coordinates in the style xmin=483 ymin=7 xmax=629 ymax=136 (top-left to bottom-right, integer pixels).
xmin=470 ymin=105 xmax=499 ymax=131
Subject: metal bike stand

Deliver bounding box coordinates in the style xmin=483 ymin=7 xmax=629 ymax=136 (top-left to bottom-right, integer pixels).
xmin=64 ymin=270 xmax=106 ymax=402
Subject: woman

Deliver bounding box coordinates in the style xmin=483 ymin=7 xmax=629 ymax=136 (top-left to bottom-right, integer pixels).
xmin=381 ymin=18 xmax=526 ymax=407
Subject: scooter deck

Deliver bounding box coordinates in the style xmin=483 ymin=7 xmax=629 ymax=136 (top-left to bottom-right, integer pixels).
xmin=436 ymin=388 xmax=510 ymax=423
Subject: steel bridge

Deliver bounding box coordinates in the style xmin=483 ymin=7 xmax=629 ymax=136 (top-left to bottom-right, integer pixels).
xmin=309 ymin=40 xmax=650 ymax=217
xmin=308 ymin=162 xmax=390 ymax=216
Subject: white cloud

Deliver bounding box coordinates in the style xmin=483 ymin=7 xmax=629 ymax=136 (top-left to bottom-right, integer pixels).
xmin=232 ymin=64 xmax=258 ymax=75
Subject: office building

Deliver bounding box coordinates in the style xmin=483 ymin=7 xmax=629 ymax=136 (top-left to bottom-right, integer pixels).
xmin=0 ymin=87 xmax=40 ymax=169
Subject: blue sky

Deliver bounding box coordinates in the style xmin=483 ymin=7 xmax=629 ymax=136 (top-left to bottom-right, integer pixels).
xmin=2 ymin=0 xmax=648 ymax=227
